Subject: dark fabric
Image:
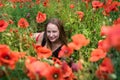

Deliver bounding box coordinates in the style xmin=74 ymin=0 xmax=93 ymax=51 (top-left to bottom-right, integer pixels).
xmin=41 ymin=33 xmax=46 ymax=46
xmin=52 ymin=45 xmax=62 ymax=58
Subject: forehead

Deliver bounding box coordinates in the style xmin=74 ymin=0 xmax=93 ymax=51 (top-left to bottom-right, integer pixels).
xmin=47 ymin=23 xmax=59 ymax=30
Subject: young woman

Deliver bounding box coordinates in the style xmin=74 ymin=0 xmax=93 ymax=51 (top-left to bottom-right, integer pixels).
xmin=33 ymin=18 xmax=67 ymax=58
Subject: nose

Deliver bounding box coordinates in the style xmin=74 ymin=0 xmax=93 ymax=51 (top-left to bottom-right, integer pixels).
xmin=50 ymin=32 xmax=53 ymax=37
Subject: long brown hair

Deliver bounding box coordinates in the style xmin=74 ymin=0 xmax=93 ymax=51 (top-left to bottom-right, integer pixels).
xmin=44 ymin=18 xmax=67 ymax=48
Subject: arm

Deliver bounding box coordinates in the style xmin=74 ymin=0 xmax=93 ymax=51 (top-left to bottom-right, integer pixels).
xmin=32 ymin=32 xmax=44 ymax=45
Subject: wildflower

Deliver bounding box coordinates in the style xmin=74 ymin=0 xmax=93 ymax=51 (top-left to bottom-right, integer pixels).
xmin=18 ymin=18 xmax=29 ymax=28
xmin=8 ymin=19 xmax=14 ymax=24
xmin=103 ymin=1 xmax=120 ymax=16
xmin=0 ymin=2 xmax=4 ymax=8
xmin=98 ymin=39 xmax=111 ymax=52
xmin=96 ymin=57 xmax=114 ymax=80
xmin=92 ymin=1 xmax=103 ymax=10
xmin=52 ymin=57 xmax=62 ymax=65
xmin=0 ymin=20 xmax=8 ymax=32
xmin=36 ymin=11 xmax=46 ymax=23
xmin=61 ymin=61 xmax=73 ymax=79
xmin=34 ymin=45 xmax=52 ymax=58
xmin=113 ymin=17 xmax=120 ymax=24
xmin=36 ymin=0 xmax=40 ymax=4
xmin=101 ymin=24 xmax=120 ymax=50
xmin=104 ymin=24 xmax=120 ymax=51
xmin=43 ymin=0 xmax=49 ymax=7
xmin=76 ymin=11 xmax=84 ymax=20
xmin=25 ymin=59 xmax=51 ymax=80
xmin=89 ymin=48 xmax=107 ymax=62
xmin=100 ymin=25 xmax=111 ymax=36
xmin=69 ymin=34 xmax=89 ymax=50
xmin=70 ymin=4 xmax=74 ymax=9
xmin=0 ymin=44 xmax=19 ymax=69
xmin=58 ymin=45 xmax=74 ymax=58
xmin=49 ymin=66 xmax=63 ymax=80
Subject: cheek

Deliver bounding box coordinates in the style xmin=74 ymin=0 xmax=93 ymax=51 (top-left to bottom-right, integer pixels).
xmin=47 ymin=33 xmax=49 ymax=37
xmin=55 ymin=32 xmax=60 ymax=36
xmin=56 ymin=32 xmax=60 ymax=37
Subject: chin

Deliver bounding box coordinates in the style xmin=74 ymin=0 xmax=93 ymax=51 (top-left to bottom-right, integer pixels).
xmin=50 ymin=40 xmax=55 ymax=43
xmin=49 ymin=39 xmax=56 ymax=43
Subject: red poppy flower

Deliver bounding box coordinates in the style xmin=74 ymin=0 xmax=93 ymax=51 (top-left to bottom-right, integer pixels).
xmin=25 ymin=56 xmax=38 ymax=70
xmin=100 ymin=24 xmax=120 ymax=51
xmin=95 ymin=57 xmax=114 ymax=80
xmin=36 ymin=0 xmax=40 ymax=4
xmin=107 ymin=24 xmax=120 ymax=50
xmin=36 ymin=11 xmax=46 ymax=23
xmin=100 ymin=25 xmax=111 ymax=36
xmin=52 ymin=57 xmax=62 ymax=65
xmin=8 ymin=19 xmax=14 ymax=24
xmin=89 ymin=48 xmax=107 ymax=62
xmin=17 ymin=52 xmax=26 ymax=58
xmin=25 ymin=56 xmax=37 ymax=80
xmin=0 ymin=2 xmax=4 ymax=7
xmin=43 ymin=0 xmax=49 ymax=7
xmin=103 ymin=1 xmax=120 ymax=16
xmin=61 ymin=61 xmax=73 ymax=79
xmin=70 ymin=4 xmax=74 ymax=9
xmin=0 ymin=45 xmax=19 ymax=69
xmin=0 ymin=20 xmax=8 ymax=32
xmin=113 ymin=17 xmax=120 ymax=24
xmin=77 ymin=61 xmax=83 ymax=70
xmin=92 ymin=1 xmax=103 ymax=9
xmin=76 ymin=11 xmax=84 ymax=20
xmin=58 ymin=45 xmax=74 ymax=58
xmin=49 ymin=66 xmax=63 ymax=80
xmin=70 ymin=34 xmax=90 ymax=50
xmin=25 ymin=60 xmax=51 ymax=80
xmin=18 ymin=18 xmax=29 ymax=28
xmin=98 ymin=39 xmax=111 ymax=52
xmin=99 ymin=57 xmax=114 ymax=73
xmin=34 ymin=45 xmax=52 ymax=58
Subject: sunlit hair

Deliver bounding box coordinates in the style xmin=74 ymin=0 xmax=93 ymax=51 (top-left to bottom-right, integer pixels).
xmin=44 ymin=18 xmax=67 ymax=48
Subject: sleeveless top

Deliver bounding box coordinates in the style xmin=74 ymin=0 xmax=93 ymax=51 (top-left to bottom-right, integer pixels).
xmin=36 ymin=33 xmax=62 ymax=58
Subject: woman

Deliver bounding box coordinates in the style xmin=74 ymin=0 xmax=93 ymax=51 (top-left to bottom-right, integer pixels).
xmin=33 ymin=18 xmax=67 ymax=58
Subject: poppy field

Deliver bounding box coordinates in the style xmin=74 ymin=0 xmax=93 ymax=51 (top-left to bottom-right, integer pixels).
xmin=0 ymin=0 xmax=120 ymax=80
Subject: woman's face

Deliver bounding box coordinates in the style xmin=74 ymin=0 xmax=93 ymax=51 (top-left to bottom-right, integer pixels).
xmin=46 ymin=23 xmax=60 ymax=43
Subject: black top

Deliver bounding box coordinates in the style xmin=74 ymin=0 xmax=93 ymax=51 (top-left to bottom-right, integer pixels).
xmin=41 ymin=33 xmax=62 ymax=58
xmin=41 ymin=33 xmax=46 ymax=46
xmin=52 ymin=45 xmax=62 ymax=58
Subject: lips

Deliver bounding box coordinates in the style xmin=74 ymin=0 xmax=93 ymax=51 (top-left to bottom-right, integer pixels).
xmin=49 ymin=37 xmax=55 ymax=42
xmin=49 ymin=37 xmax=55 ymax=40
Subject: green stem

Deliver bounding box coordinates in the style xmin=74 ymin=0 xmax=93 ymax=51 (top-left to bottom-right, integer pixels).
xmin=2 ymin=67 xmax=11 ymax=80
xmin=19 ymin=35 xmax=23 ymax=52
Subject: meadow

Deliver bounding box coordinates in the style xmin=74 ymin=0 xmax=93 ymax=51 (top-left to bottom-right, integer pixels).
xmin=0 ymin=0 xmax=120 ymax=80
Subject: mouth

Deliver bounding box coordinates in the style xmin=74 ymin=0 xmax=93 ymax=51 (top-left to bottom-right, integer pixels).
xmin=50 ymin=38 xmax=55 ymax=41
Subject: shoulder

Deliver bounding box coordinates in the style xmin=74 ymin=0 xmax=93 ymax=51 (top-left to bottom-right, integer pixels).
xmin=32 ymin=31 xmax=45 ymax=45
xmin=33 ymin=32 xmax=44 ymax=40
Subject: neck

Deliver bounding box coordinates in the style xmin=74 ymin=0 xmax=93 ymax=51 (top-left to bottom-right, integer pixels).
xmin=51 ymin=41 xmax=62 ymax=52
xmin=51 ymin=40 xmax=62 ymax=47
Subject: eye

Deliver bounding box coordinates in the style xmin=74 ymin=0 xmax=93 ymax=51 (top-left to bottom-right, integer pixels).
xmin=47 ymin=31 xmax=51 ymax=33
xmin=53 ymin=31 xmax=57 ymax=33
